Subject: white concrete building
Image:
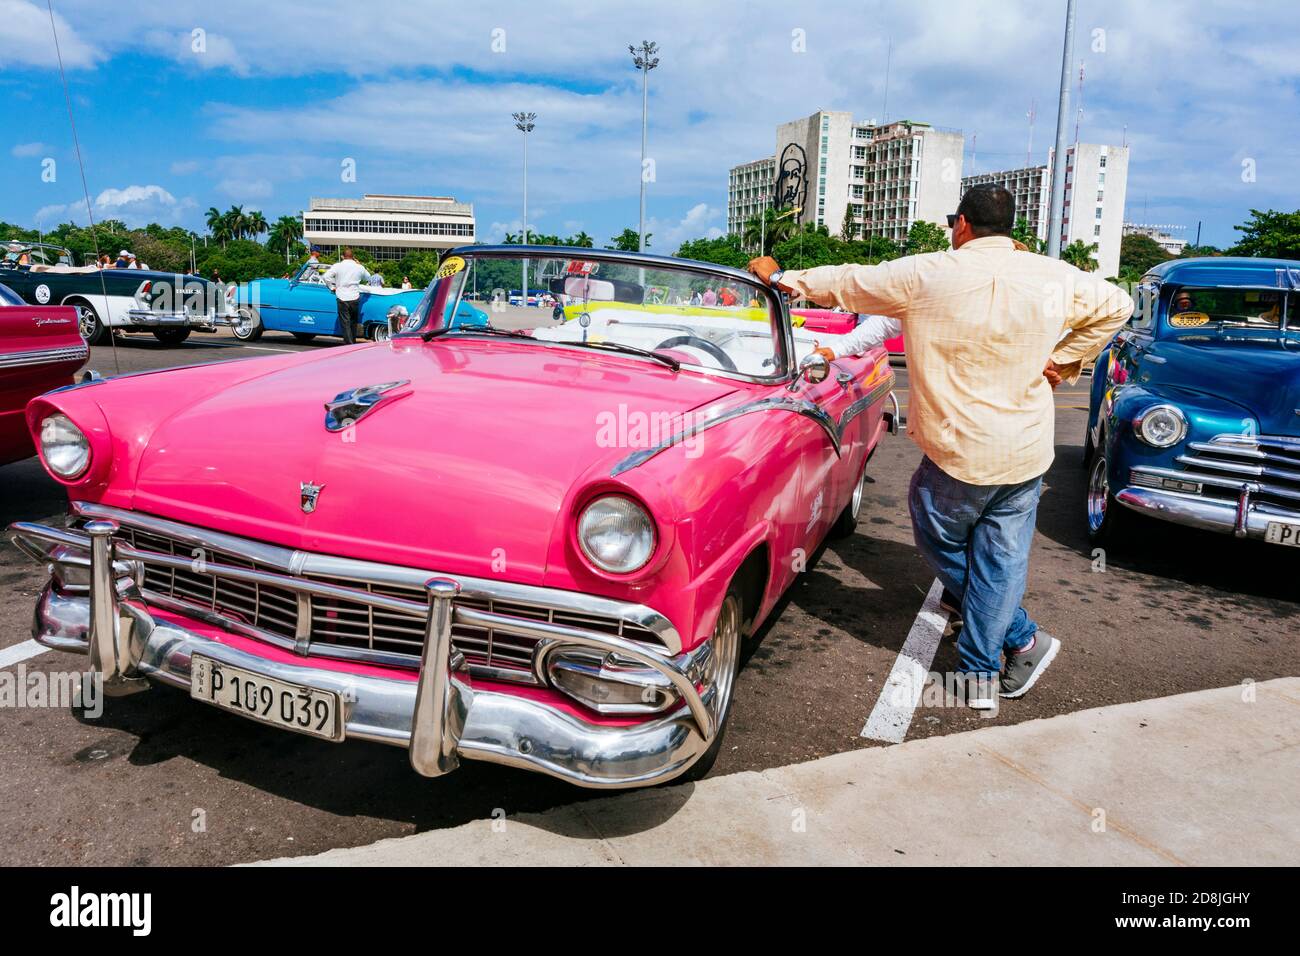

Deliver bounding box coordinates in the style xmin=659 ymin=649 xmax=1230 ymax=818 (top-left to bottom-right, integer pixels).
xmin=963 ymin=143 xmax=1130 ymax=278
xmin=728 ymin=111 xmax=964 ymax=246
xmin=302 ymin=194 xmax=476 ymax=261
xmin=1123 ymin=223 xmax=1188 ymax=256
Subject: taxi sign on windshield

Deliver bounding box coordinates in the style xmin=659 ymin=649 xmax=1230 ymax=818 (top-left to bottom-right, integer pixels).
xmin=565 ymin=260 xmax=599 ymax=276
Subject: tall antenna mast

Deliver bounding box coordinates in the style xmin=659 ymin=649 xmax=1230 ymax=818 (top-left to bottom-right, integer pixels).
xmin=1026 ymin=99 xmax=1036 ymax=166
xmin=881 ymin=38 xmax=892 ymax=124
xmin=970 ymin=131 xmax=977 ymax=175
xmin=1073 ymin=61 xmax=1085 ymax=144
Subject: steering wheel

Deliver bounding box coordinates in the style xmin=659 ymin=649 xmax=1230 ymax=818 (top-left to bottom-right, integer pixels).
xmin=653 ymin=335 xmax=738 ymax=373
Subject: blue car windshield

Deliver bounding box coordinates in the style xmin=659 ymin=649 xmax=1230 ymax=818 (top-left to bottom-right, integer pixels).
xmin=1166 ymin=287 xmax=1292 ymax=334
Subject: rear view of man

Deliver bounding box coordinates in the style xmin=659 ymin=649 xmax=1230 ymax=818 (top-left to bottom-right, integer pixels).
xmin=749 ymin=184 xmax=1133 ymax=708
xmin=322 ymin=248 xmax=371 ymax=344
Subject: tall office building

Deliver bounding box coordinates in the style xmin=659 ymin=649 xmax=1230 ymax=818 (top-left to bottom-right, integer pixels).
xmin=727 ymin=110 xmax=964 ymax=244
xmin=1123 ymin=223 xmax=1188 ymax=256
xmin=963 ymin=143 xmax=1130 ymax=277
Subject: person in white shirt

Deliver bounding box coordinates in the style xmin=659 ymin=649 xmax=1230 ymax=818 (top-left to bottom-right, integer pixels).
xmin=368 ymin=271 xmax=384 ymax=288
xmin=321 ymin=248 xmax=371 ymax=344
xmin=811 ymin=314 xmax=902 ymax=360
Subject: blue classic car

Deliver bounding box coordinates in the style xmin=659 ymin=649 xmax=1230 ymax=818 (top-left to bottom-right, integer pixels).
xmin=1085 ymin=257 xmax=1300 ymax=548
xmin=232 ymin=261 xmax=486 ymax=343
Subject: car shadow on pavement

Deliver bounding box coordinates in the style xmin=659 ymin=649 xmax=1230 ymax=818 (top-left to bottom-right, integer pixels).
xmin=1036 ymin=440 xmax=1300 ymax=608
xmin=71 ymin=683 xmax=647 ymax=834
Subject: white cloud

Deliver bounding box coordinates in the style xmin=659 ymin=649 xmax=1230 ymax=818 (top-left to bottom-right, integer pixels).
xmin=645 ymin=202 xmax=724 ymax=252
xmin=0 ymin=0 xmax=98 ymax=69
xmin=11 ymin=142 xmax=49 ymax=158
xmin=34 ymin=185 xmax=197 ymax=228
xmin=217 ymin=177 xmax=273 ymax=200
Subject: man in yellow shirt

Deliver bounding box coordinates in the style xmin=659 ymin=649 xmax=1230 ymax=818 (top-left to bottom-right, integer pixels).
xmin=749 ymin=185 xmax=1133 ymax=708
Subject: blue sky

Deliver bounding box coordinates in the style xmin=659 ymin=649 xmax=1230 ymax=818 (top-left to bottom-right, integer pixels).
xmin=2 ymin=0 xmax=1296 ymax=251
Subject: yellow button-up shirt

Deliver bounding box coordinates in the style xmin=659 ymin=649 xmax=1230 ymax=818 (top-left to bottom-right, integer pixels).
xmin=782 ymin=236 xmax=1134 ymax=486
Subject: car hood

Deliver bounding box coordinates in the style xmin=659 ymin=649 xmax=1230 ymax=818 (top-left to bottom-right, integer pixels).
xmin=125 ymin=340 xmax=740 ymax=581
xmin=1148 ymin=335 xmax=1300 ymax=434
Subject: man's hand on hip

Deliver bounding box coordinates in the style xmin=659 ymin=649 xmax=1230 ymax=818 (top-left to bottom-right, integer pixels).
xmin=747 ymin=256 xmax=782 ymax=286
xmin=1043 ymin=360 xmax=1063 ymax=390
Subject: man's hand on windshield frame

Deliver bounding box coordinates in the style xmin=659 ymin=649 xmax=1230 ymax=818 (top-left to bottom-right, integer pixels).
xmin=747 ymin=256 xmax=782 ymax=286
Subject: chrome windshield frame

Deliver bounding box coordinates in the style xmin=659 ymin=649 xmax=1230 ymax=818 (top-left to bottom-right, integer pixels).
xmin=397 ymin=245 xmax=798 ymax=386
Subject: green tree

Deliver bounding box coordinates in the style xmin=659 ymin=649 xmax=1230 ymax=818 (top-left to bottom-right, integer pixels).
xmin=1011 ymin=217 xmax=1044 ymax=253
xmin=1118 ymin=233 xmax=1172 ymax=279
xmin=840 ymin=205 xmax=859 ymax=241
xmin=902 ymin=220 xmax=950 ymax=256
xmin=741 ymin=208 xmax=798 ymax=256
xmin=1230 ymin=208 xmax=1300 ymax=259
xmin=267 ymin=214 xmax=304 ymax=259
xmin=1061 ymin=239 xmax=1100 ymax=272
xmin=674 ymin=233 xmax=751 ymax=270
xmin=608 ymin=228 xmax=647 ymax=251
xmin=245 ymin=210 xmax=269 ymax=241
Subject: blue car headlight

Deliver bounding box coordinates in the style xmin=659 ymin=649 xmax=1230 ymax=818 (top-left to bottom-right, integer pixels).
xmin=1134 ymin=404 xmax=1188 ymax=448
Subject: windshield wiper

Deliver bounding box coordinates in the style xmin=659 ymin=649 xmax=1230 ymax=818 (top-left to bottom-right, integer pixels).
xmin=422 ymin=325 xmax=533 ymax=343
xmin=561 ymin=340 xmax=680 ymax=371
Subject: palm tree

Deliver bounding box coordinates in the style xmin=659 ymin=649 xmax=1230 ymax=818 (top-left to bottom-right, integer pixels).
xmin=246 ymin=210 xmax=269 ymax=241
xmin=267 ymin=214 xmax=304 ymax=261
xmin=742 ymin=207 xmax=798 ymax=256
xmin=206 ymin=207 xmax=231 ymax=247
xmin=225 ymin=205 xmax=248 ymax=242
xmin=569 ymin=231 xmax=594 ymax=248
xmin=1061 ymin=239 xmax=1100 ymax=272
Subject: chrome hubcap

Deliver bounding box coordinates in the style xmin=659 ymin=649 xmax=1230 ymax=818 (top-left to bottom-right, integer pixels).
xmin=233 ymin=309 xmax=255 ymax=338
xmin=1087 ymin=455 xmax=1109 ymax=532
xmin=76 ymin=306 xmax=97 ymax=339
xmin=371 ymin=324 xmax=391 ymax=342
xmin=850 ymin=468 xmax=866 ymax=520
xmin=707 ymin=594 xmax=742 ymax=724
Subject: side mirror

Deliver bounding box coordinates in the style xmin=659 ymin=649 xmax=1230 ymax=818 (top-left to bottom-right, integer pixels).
xmin=794 ymin=353 xmax=830 ymax=387
xmin=386 ymin=305 xmax=408 ymax=335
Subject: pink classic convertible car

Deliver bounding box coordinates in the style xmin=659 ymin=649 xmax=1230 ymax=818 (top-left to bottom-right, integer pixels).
xmin=1 ymin=282 xmax=87 ymax=467
xmin=10 ymin=248 xmax=896 ymax=787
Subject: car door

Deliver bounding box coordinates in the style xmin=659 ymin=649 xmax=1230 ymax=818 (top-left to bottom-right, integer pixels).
xmin=786 ymin=355 xmax=865 ymax=548
xmin=290 ymin=275 xmax=340 ymax=336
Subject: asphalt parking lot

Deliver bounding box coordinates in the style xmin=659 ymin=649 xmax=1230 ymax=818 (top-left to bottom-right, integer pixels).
xmin=1 ymin=329 xmax=1297 ymax=865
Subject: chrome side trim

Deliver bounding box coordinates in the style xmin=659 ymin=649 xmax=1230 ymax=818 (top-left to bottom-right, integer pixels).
xmin=611 ymin=368 xmax=896 ymax=477
xmin=612 ymin=396 xmax=841 ymax=476
xmin=0 ymin=344 xmax=89 ymax=370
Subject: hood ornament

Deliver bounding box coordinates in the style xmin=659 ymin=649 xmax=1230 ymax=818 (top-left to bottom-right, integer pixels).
xmin=300 ymin=481 xmax=324 ymax=514
xmin=324 ymin=379 xmax=410 ymax=432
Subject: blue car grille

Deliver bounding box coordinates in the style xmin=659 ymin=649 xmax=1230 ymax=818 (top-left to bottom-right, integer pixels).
xmin=1174 ymin=435 xmax=1300 ymax=508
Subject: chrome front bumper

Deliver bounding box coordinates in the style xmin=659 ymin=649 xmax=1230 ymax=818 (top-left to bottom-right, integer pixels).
xmin=11 ymin=519 xmax=717 ymax=788
xmin=1118 ymin=467 xmax=1300 ymax=539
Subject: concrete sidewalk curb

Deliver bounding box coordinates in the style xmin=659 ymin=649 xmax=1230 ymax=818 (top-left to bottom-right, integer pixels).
xmin=252 ymin=678 xmax=1300 ymax=867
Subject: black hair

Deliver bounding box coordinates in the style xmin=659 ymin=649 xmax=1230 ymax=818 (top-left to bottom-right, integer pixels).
xmin=956 ymin=183 xmax=1015 ymax=237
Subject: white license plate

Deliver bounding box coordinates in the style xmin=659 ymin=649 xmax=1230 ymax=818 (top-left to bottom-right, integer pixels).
xmin=1264 ymin=521 xmax=1300 ymax=548
xmin=190 ymin=655 xmax=342 ymax=741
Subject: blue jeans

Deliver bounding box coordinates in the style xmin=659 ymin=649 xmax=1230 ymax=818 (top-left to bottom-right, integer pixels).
xmin=908 ymin=456 xmax=1041 ymax=679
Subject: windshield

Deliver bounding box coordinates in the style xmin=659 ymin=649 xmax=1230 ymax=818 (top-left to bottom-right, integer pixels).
xmin=411 ymin=252 xmax=788 ymax=380
xmin=1166 ymin=286 xmax=1292 ymax=333
xmin=0 ymin=282 xmax=22 ymax=306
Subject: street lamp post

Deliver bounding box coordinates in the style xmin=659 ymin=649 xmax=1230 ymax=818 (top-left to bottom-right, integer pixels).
xmin=1045 ymin=0 xmax=1077 ymax=259
xmin=513 ymin=111 xmax=536 ymax=306
xmin=629 ymin=41 xmax=659 ymax=255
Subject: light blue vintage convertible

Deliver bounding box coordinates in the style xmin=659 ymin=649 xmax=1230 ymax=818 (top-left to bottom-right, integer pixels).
xmin=232 ymin=261 xmax=486 ymax=343
xmin=1084 ymin=256 xmax=1300 ymax=549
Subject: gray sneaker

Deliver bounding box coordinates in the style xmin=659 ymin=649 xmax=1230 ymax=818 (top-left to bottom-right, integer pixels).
xmin=999 ymin=633 xmax=1061 ymax=698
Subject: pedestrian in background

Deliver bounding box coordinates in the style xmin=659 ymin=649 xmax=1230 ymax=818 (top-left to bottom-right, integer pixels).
xmin=322 ymin=247 xmax=371 ymax=345
xmin=749 ymin=184 xmax=1134 ymax=709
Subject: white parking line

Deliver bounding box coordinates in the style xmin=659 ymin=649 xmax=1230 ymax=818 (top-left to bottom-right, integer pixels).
xmin=860 ymin=578 xmax=949 ymax=744
xmin=0 ymin=640 xmax=50 ymax=669
xmin=239 ymin=346 xmax=296 ymax=353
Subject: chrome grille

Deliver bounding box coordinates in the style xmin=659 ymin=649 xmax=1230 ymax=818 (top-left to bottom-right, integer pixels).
xmin=1176 ymin=435 xmax=1300 ymax=508
xmin=101 ymin=522 xmax=667 ymax=682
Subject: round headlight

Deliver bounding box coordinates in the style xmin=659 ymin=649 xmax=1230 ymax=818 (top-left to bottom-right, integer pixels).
xmin=577 ymin=496 xmax=655 ymax=574
xmin=39 ymin=413 xmax=91 ymax=479
xmin=1135 ymin=404 xmax=1188 ymax=448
